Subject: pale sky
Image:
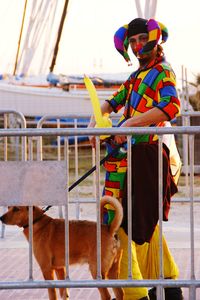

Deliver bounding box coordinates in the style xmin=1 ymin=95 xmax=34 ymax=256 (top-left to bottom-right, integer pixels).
xmin=0 ymin=0 xmax=199 ymax=87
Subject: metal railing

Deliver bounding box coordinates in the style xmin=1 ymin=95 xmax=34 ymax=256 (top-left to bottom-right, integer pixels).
xmin=0 ymin=125 xmax=200 ymax=300
xmin=0 ymin=110 xmax=27 ymax=238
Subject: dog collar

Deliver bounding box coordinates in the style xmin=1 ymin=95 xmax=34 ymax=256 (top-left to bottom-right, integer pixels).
xmin=23 ymin=214 xmax=45 ymax=229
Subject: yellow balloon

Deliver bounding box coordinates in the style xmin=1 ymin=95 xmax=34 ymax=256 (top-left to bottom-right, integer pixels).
xmin=84 ymin=75 xmax=104 ymax=127
xmin=84 ymin=75 xmax=112 ymax=140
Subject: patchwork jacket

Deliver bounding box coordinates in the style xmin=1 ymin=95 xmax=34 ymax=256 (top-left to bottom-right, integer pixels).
xmin=106 ymin=57 xmax=180 ymax=144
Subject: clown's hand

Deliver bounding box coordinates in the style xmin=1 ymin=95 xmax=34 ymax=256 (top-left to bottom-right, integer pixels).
xmin=96 ymin=113 xmax=112 ymax=140
xmin=87 ymin=113 xmax=112 ymax=147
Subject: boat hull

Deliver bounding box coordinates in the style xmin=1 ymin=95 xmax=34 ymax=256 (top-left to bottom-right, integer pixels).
xmin=0 ymin=82 xmax=114 ymax=116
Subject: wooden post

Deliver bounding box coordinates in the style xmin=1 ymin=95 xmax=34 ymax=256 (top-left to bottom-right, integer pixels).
xmin=13 ymin=0 xmax=28 ymax=76
xmin=49 ymin=0 xmax=69 ymax=73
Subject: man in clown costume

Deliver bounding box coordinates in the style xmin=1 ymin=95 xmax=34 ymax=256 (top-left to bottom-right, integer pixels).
xmin=88 ymin=18 xmax=183 ymax=300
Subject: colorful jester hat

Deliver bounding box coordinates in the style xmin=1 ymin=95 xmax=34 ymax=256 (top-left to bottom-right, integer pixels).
xmin=114 ymin=18 xmax=168 ymax=64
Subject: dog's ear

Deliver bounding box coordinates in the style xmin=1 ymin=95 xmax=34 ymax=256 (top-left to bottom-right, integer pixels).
xmin=13 ymin=207 xmax=20 ymax=212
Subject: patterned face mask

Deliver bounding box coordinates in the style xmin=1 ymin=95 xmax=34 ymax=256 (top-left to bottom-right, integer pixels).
xmin=114 ymin=19 xmax=168 ymax=65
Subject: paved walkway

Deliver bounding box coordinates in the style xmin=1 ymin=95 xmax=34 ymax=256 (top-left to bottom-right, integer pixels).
xmin=0 ymin=202 xmax=200 ymax=300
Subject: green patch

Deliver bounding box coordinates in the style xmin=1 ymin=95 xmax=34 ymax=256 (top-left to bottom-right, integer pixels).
xmin=137 ymin=82 xmax=148 ymax=95
xmin=152 ymin=71 xmax=166 ymax=90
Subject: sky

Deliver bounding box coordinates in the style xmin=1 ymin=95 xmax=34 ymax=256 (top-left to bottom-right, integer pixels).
xmin=0 ymin=0 xmax=200 ymax=88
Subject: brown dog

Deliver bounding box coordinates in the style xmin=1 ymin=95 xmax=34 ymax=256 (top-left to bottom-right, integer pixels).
xmin=0 ymin=196 xmax=124 ymax=300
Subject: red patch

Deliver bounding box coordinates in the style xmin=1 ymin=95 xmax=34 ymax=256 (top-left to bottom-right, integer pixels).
xmin=164 ymin=69 xmax=170 ymax=77
xmin=163 ymin=81 xmax=174 ymax=87
xmin=164 ymin=103 xmax=179 ymax=119
xmin=105 ymin=180 xmax=121 ymax=189
xmin=155 ymin=65 xmax=163 ymax=72
xmin=171 ymin=96 xmax=180 ymax=106
xmin=145 ymin=86 xmax=155 ymax=99
xmin=136 ymin=97 xmax=149 ymax=113
xmin=104 ymin=190 xmax=113 ymax=196
xmin=119 ymin=159 xmax=127 ymax=167
xmin=133 ymin=78 xmax=142 ymax=92
xmin=104 ymin=162 xmax=117 ymax=172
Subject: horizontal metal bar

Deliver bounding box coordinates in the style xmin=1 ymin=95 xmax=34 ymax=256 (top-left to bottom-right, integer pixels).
xmin=181 ymin=111 xmax=200 ymax=117
xmin=0 ymin=126 xmax=199 ymax=137
xmin=69 ymin=197 xmax=200 ymax=204
xmin=0 ymin=279 xmax=199 ymax=289
xmin=172 ymin=198 xmax=200 ymax=203
xmin=19 ymin=196 xmax=197 ymax=205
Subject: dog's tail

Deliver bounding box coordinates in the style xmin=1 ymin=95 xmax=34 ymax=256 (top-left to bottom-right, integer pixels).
xmin=100 ymin=195 xmax=123 ymax=236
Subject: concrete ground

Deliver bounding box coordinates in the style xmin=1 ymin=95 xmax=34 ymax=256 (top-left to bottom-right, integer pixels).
xmin=0 ymin=201 xmax=200 ymax=300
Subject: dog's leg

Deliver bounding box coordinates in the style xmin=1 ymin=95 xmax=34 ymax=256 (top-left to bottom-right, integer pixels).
xmin=107 ymin=249 xmax=124 ymax=300
xmin=42 ymin=269 xmax=57 ymax=300
xmin=55 ymin=268 xmax=69 ymax=299
xmin=89 ymin=264 xmax=111 ymax=300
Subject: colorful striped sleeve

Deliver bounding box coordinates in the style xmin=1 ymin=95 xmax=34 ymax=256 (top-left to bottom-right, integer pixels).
xmin=106 ymin=79 xmax=130 ymax=113
xmin=156 ymin=68 xmax=180 ymax=120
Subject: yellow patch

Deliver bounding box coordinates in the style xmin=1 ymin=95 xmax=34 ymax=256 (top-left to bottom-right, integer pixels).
xmin=149 ymin=29 xmax=159 ymax=40
xmin=137 ymin=70 xmax=149 ymax=79
xmin=143 ymin=94 xmax=153 ymax=107
xmin=163 ymin=77 xmax=176 ymax=85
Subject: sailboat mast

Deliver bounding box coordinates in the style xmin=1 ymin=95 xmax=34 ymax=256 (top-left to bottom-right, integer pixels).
xmin=49 ymin=0 xmax=69 ymax=73
xmin=13 ymin=0 xmax=28 ymax=76
xmin=135 ymin=0 xmax=157 ymax=18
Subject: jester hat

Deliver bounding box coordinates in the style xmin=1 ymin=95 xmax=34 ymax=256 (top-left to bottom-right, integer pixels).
xmin=114 ymin=18 xmax=168 ymax=64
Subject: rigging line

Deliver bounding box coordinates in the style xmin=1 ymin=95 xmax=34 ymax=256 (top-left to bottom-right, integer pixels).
xmin=18 ymin=0 xmax=57 ymax=75
xmin=34 ymin=2 xmax=58 ymax=73
xmin=17 ymin=0 xmax=46 ymax=74
xmin=39 ymin=1 xmax=59 ymax=74
xmin=27 ymin=2 xmax=52 ymax=52
xmin=49 ymin=0 xmax=70 ymax=73
xmin=151 ymin=0 xmax=158 ymax=18
xmin=146 ymin=0 xmax=157 ymax=19
xmin=13 ymin=0 xmax=28 ymax=76
xmin=144 ymin=0 xmax=150 ymax=19
xmin=17 ymin=0 xmax=37 ymax=74
xmin=135 ymin=0 xmax=143 ymax=18
xmin=31 ymin=2 xmax=56 ymax=72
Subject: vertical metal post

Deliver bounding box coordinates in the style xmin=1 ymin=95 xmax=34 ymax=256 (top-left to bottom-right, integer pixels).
xmin=57 ymin=119 xmax=61 ymax=161
xmin=74 ymin=118 xmax=80 ymax=219
xmin=185 ymin=68 xmax=189 ymax=112
xmin=3 ymin=114 xmax=8 ymax=162
xmin=56 ymin=119 xmax=63 ymax=218
xmin=28 ymin=206 xmax=33 ymax=280
xmin=127 ymin=135 xmax=133 ymax=278
xmin=157 ymin=136 xmax=165 ymax=300
xmin=181 ymin=66 xmax=189 ymax=196
xmin=36 ymin=116 xmax=44 ymax=161
xmin=21 ymin=126 xmax=27 ymax=162
xmin=92 ymin=147 xmax=96 ymax=198
xmin=1 ymin=114 xmax=8 ymax=238
xmin=28 ymin=137 xmax=33 ymax=161
xmin=95 ymin=136 xmax=101 ymax=279
xmin=37 ymin=135 xmax=43 ymax=161
xmin=189 ymin=134 xmax=196 ymax=299
xmin=64 ymin=137 xmax=70 ymax=282
xmin=184 ymin=69 xmax=190 ymax=200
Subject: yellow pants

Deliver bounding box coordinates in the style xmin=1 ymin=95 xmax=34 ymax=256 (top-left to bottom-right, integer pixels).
xmin=118 ymin=226 xmax=179 ymax=300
